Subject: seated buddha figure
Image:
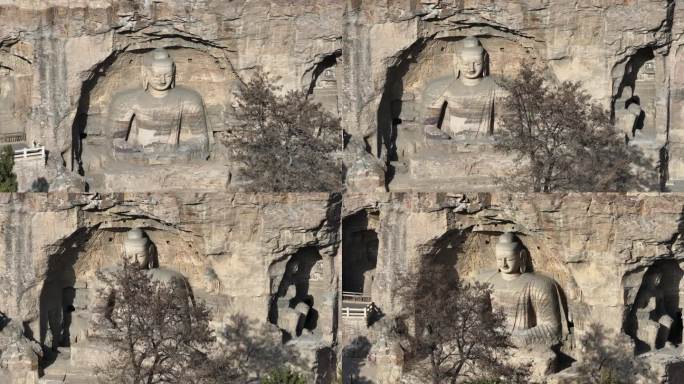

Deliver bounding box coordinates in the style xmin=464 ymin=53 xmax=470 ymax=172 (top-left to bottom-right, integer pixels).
xmin=482 ymin=232 xmax=564 ymax=347
xmin=423 ymin=36 xmax=504 ymax=141
xmin=88 ymin=228 xmax=194 ymax=337
xmin=108 ymin=48 xmax=209 ymax=163
xmin=478 ymin=232 xmax=569 ymax=376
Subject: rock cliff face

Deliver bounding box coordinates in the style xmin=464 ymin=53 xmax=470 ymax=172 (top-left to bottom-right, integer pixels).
xmin=343 ymin=0 xmax=682 ymax=190
xmin=342 ymin=193 xmax=684 ymax=383
xmin=0 ymin=0 xmax=345 ymax=191
xmin=1 ymin=0 xmax=683 ymax=191
xmin=0 ymin=192 xmax=340 ymax=383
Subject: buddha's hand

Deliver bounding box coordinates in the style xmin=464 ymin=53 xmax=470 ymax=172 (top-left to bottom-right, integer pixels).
xmin=177 ymin=141 xmax=209 ymax=160
xmin=113 ymin=138 xmax=142 ymax=152
xmin=143 ymin=142 xmax=173 ymax=153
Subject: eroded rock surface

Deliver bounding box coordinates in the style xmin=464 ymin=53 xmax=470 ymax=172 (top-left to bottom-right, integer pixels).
xmin=2 ymin=1 xmax=683 ymax=191
xmin=342 ymin=192 xmax=684 ymax=383
xmin=0 ymin=192 xmax=340 ymax=382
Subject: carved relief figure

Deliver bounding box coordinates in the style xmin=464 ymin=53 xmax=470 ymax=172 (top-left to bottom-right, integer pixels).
xmin=108 ymin=48 xmax=209 ymax=163
xmin=481 ymin=233 xmax=565 ymax=347
xmin=269 ymin=252 xmax=323 ymax=342
xmin=626 ymin=267 xmax=681 ymax=352
xmin=423 ymin=37 xmax=503 ymax=140
xmin=613 ymin=85 xmax=643 ymax=139
xmin=272 ymin=259 xmax=313 ymax=341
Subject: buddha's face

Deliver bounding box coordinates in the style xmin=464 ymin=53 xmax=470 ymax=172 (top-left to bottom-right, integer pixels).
xmin=125 ymin=245 xmax=148 ymax=264
xmin=146 ymin=63 xmax=174 ymax=91
xmin=496 ymin=248 xmax=521 ymax=275
xmin=459 ymin=53 xmax=484 ymax=79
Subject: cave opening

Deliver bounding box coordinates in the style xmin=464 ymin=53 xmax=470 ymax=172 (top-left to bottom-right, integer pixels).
xmin=624 ymin=260 xmax=684 ymax=354
xmin=342 ymin=210 xmax=379 ymax=298
xmin=269 ymin=247 xmax=323 ymax=343
xmin=613 ymin=48 xmax=656 ymax=140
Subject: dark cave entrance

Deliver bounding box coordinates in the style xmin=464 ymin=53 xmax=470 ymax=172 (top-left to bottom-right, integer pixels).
xmin=342 ymin=210 xmax=379 ymax=297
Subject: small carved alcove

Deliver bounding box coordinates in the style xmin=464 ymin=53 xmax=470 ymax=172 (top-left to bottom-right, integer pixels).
xmin=308 ymin=52 xmax=342 ymax=116
xmin=268 ymin=247 xmax=327 ymax=343
xmin=342 ymin=209 xmax=379 ymax=298
xmin=612 ymin=48 xmax=657 ymax=141
xmin=623 ymin=260 xmax=684 ymax=354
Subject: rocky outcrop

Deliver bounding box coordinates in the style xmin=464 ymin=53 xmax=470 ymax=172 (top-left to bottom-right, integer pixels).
xmin=342 ymin=192 xmax=684 ymax=383
xmin=0 ymin=0 xmax=345 ymax=191
xmin=0 ymin=192 xmax=340 ymax=382
xmin=2 ymin=1 xmax=683 ymax=191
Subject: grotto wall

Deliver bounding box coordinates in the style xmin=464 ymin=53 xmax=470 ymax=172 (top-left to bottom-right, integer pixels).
xmin=342 ymin=192 xmax=684 ymax=383
xmin=0 ymin=192 xmax=340 ymax=383
xmin=2 ymin=1 xmax=684 ymax=191
xmin=341 ymin=0 xmax=684 ymax=191
xmin=0 ymin=0 xmax=345 ymax=191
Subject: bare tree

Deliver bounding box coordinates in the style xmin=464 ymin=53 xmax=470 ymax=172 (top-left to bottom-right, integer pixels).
xmin=573 ymin=323 xmax=657 ymax=384
xmin=208 ymin=314 xmax=307 ymax=383
xmin=395 ymin=265 xmax=529 ymax=384
xmin=96 ymin=260 xmax=215 ymax=384
xmin=496 ymin=63 xmax=654 ymax=192
xmin=221 ymin=71 xmax=343 ymax=192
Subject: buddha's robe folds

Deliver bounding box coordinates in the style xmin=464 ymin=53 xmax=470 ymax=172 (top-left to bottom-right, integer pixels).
xmin=109 ymin=86 xmax=209 ymax=160
xmin=424 ymin=77 xmax=503 ymax=138
xmin=484 ymin=271 xmax=563 ymax=347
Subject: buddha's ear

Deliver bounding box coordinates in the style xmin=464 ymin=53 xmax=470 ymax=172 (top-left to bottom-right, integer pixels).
xmin=170 ymin=63 xmax=176 ymax=89
xmin=453 ymin=53 xmax=460 ymax=79
xmin=142 ymin=66 xmax=149 ymax=91
xmin=483 ymin=51 xmax=490 ymax=77
xmin=519 ymin=249 xmax=530 ymax=274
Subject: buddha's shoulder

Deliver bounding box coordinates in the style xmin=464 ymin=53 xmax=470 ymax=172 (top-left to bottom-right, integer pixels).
xmin=147 ymin=266 xmax=187 ymax=283
xmin=111 ymin=88 xmax=145 ymax=104
xmin=475 ymin=268 xmax=500 ymax=283
xmin=173 ymin=86 xmax=204 ymax=105
xmin=422 ymin=75 xmax=458 ymax=101
xmin=524 ymin=272 xmax=559 ymax=290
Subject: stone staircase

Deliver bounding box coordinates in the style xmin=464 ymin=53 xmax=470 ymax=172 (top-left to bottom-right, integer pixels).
xmin=39 ymin=348 xmax=97 ymax=384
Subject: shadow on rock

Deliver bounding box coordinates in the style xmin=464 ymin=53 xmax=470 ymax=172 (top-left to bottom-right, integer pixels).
xmin=211 ymin=313 xmax=309 ymax=384
xmin=568 ymin=323 xmax=661 ymax=384
xmin=342 ymin=336 xmax=374 ymax=384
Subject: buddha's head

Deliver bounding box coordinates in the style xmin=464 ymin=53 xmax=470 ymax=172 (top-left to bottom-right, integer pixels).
xmin=124 ymin=228 xmax=150 ymax=266
xmin=643 ymin=270 xmax=663 ymax=290
xmin=495 ymin=232 xmax=530 ymax=276
xmin=142 ymin=48 xmax=176 ymax=93
xmin=456 ymin=36 xmax=488 ymax=82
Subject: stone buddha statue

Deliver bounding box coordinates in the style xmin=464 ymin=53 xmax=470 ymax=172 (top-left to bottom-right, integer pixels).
xmin=108 ymin=48 xmax=210 ymax=163
xmin=122 ymin=227 xmax=158 ymax=269
xmin=270 ymin=258 xmax=314 ymax=341
xmin=481 ymin=233 xmax=564 ymax=348
xmin=627 ymin=269 xmax=677 ymax=352
xmin=423 ymin=36 xmax=503 ymax=141
xmin=88 ymin=228 xmax=193 ymax=337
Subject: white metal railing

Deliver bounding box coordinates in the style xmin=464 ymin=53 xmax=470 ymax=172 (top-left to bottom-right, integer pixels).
xmin=342 ymin=291 xmax=372 ymax=303
xmin=342 ymin=306 xmax=367 ymax=318
xmin=14 ymin=146 xmax=45 ymax=161
xmin=0 ymin=132 xmax=26 ymax=144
